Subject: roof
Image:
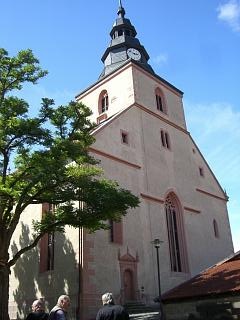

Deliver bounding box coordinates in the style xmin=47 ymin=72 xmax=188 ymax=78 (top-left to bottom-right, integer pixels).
xmin=162 ymin=251 xmax=240 ymax=302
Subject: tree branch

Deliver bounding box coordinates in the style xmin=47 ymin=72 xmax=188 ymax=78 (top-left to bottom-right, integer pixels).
xmin=8 ymin=220 xmax=65 ymax=267
xmin=8 ymin=233 xmax=43 ymax=267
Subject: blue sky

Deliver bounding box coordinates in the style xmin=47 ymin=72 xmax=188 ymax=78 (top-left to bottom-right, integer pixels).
xmin=1 ymin=0 xmax=239 ymax=251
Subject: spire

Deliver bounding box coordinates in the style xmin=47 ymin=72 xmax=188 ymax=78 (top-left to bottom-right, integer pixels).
xmin=99 ymin=1 xmax=154 ymax=78
xmin=117 ymin=0 xmax=125 ymax=18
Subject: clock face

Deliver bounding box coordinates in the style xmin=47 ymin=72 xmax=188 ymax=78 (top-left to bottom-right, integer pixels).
xmin=127 ymin=48 xmax=141 ymax=61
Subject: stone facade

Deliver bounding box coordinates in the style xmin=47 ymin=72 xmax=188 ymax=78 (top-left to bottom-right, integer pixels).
xmin=8 ymin=7 xmax=234 ymax=320
xmin=8 ymin=59 xmax=234 ymax=320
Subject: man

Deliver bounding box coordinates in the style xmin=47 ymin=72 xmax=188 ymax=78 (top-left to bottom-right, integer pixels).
xmin=96 ymin=292 xmax=129 ymax=320
xmin=48 ymin=295 xmax=71 ymax=320
xmin=25 ymin=299 xmax=48 ymax=320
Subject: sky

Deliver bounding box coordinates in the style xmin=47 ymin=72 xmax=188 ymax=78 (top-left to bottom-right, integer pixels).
xmin=0 ymin=0 xmax=239 ymax=251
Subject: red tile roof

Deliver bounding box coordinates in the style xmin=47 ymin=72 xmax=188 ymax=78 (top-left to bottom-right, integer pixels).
xmin=162 ymin=252 xmax=240 ymax=302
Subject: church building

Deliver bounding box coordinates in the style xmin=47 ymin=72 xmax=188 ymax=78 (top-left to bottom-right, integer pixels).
xmin=8 ymin=2 xmax=234 ymax=320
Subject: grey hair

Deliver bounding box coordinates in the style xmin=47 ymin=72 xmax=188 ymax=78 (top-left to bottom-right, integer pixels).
xmin=102 ymin=292 xmax=114 ymax=305
xmin=32 ymin=299 xmax=44 ymax=310
xmin=57 ymin=295 xmax=70 ymax=307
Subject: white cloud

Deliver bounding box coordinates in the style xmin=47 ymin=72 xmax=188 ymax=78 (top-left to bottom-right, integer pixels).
xmin=185 ymin=102 xmax=240 ymax=143
xmin=217 ymin=0 xmax=240 ymax=31
xmin=185 ymin=102 xmax=240 ymax=179
xmin=152 ymin=53 xmax=168 ymax=67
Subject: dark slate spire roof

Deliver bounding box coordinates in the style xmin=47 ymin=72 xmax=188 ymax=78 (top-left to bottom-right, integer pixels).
xmin=99 ymin=1 xmax=154 ymax=79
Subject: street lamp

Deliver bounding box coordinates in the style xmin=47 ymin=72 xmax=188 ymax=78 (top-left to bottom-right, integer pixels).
xmin=151 ymin=238 xmax=165 ymax=320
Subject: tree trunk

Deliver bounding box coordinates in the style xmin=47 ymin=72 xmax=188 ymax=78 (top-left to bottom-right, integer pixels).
xmin=0 ymin=264 xmax=10 ymax=320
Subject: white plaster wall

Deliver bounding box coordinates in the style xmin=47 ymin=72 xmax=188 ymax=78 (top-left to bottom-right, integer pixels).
xmin=8 ymin=204 xmax=80 ymax=320
xmin=76 ymin=65 xmax=135 ymax=123
xmin=90 ymin=100 xmax=233 ymax=301
xmin=8 ymin=64 xmax=234 ymax=319
xmin=132 ymin=67 xmax=187 ymax=130
xmin=8 ymin=204 xmax=42 ymax=319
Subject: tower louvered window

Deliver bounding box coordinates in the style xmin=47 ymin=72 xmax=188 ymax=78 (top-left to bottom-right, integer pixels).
xmin=155 ymin=87 xmax=166 ymax=113
xmin=160 ymin=130 xmax=171 ymax=149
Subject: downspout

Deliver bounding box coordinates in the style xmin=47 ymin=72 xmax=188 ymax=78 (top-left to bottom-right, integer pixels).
xmin=77 ymin=197 xmax=83 ymax=319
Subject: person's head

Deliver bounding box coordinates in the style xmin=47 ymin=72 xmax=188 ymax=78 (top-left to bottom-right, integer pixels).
xmin=32 ymin=299 xmax=44 ymax=313
xmin=57 ymin=295 xmax=71 ymax=311
xmin=101 ymin=292 xmax=114 ymax=305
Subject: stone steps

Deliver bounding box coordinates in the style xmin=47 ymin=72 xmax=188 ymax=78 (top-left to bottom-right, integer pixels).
xmin=129 ymin=311 xmax=160 ymax=320
xmin=125 ymin=302 xmax=160 ymax=320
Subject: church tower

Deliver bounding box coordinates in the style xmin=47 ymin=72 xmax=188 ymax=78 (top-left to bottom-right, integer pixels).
xmin=75 ymin=2 xmax=233 ymax=319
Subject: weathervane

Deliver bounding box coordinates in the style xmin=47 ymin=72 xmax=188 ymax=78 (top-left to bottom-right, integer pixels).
xmin=118 ymin=0 xmax=125 ymax=18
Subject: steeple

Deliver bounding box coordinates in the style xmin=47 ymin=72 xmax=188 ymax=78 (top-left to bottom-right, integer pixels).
xmin=99 ymin=1 xmax=154 ymax=79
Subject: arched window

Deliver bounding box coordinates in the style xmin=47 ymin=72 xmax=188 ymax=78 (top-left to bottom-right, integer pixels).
xmin=213 ymin=219 xmax=219 ymax=238
xmin=155 ymin=87 xmax=166 ymax=113
xmin=165 ymin=193 xmax=188 ymax=273
xmin=98 ymin=90 xmax=109 ymax=114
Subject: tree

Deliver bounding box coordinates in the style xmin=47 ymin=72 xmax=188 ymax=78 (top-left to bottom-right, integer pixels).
xmin=0 ymin=48 xmax=139 ymax=320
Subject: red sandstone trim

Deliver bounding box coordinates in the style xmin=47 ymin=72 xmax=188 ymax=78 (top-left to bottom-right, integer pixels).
xmin=184 ymin=206 xmax=201 ymax=214
xmin=76 ymin=61 xmax=182 ymax=101
xmin=97 ymin=113 xmax=107 ymax=124
xmin=141 ymin=194 xmax=201 ymax=214
xmin=140 ymin=193 xmax=164 ymax=204
xmin=133 ymin=63 xmax=183 ymax=97
xmin=89 ymin=147 xmax=141 ymax=169
xmin=81 ymin=231 xmax=98 ymax=320
xmin=92 ymin=106 xmax=132 ymax=136
xmin=76 ymin=62 xmax=133 ymax=100
xmin=196 ymin=188 xmax=228 ymax=202
xmin=92 ymin=103 xmax=189 ymax=137
xmin=135 ymin=103 xmax=188 ymax=134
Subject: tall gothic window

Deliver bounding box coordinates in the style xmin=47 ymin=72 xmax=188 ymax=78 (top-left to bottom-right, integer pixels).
xmin=99 ymin=90 xmax=109 ymax=114
xmin=165 ymin=194 xmax=188 ymax=273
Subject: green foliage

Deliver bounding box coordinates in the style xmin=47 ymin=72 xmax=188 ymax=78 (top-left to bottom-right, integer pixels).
xmin=0 ymin=48 xmax=139 ymax=267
